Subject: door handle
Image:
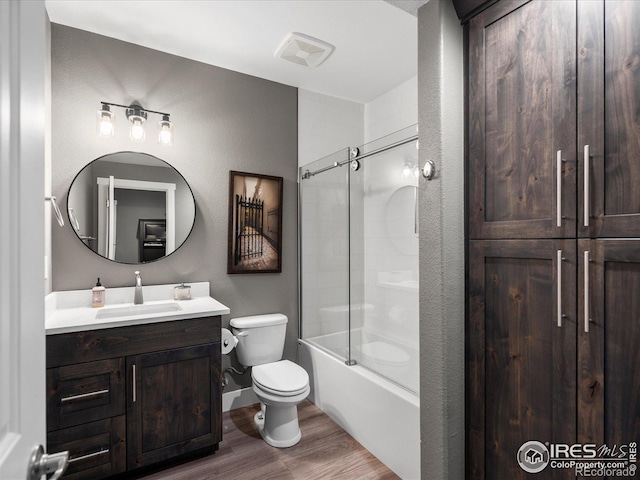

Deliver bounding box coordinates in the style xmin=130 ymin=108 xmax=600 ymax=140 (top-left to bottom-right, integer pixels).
xmin=27 ymin=445 xmax=68 ymax=480
xmin=556 ymin=150 xmax=565 ymax=227
xmin=584 ymin=145 xmax=590 ymax=227
xmin=584 ymin=250 xmax=590 ymax=333
xmin=132 ymin=364 xmax=136 ymax=403
xmin=557 ymin=250 xmax=566 ymax=327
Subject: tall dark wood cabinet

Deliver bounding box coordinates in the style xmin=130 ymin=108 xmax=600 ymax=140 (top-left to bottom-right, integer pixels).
xmin=468 ymin=240 xmax=576 ymax=479
xmin=465 ymin=0 xmax=640 ymax=478
xmin=578 ymin=1 xmax=640 ymax=238
xmin=468 ymin=0 xmax=577 ymax=240
xmin=577 ymin=240 xmax=640 ymax=447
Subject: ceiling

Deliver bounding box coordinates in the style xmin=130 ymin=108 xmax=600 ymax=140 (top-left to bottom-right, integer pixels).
xmin=45 ymin=0 xmax=420 ymax=104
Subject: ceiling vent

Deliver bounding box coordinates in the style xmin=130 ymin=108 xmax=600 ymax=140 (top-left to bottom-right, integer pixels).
xmin=274 ymin=32 xmax=335 ymax=68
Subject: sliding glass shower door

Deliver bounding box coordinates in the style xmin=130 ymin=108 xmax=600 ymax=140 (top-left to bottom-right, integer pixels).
xmin=299 ymin=148 xmax=351 ymax=360
xmin=299 ymin=126 xmax=420 ymax=393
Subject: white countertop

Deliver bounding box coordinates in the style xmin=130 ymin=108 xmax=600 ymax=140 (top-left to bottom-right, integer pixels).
xmin=45 ymin=282 xmax=230 ymax=335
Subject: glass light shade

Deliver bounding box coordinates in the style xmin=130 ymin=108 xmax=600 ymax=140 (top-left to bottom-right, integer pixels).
xmin=96 ymin=106 xmax=115 ymax=138
xmin=158 ymin=115 xmax=173 ymax=146
xmin=129 ymin=117 xmax=145 ymax=142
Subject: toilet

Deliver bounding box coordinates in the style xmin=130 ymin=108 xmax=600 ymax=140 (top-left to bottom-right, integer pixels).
xmin=224 ymin=313 xmax=310 ymax=448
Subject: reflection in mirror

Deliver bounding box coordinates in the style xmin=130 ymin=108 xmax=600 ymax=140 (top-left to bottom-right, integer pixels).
xmin=67 ymin=152 xmax=196 ymax=264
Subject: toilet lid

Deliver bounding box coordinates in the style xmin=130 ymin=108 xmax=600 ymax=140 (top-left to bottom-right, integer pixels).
xmin=252 ymin=360 xmax=309 ymax=395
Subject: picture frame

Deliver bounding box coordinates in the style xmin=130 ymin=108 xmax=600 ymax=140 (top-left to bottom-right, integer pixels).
xmin=227 ymin=170 xmax=283 ymax=274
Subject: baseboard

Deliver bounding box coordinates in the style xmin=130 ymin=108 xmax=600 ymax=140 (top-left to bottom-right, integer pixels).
xmin=222 ymin=386 xmax=259 ymax=412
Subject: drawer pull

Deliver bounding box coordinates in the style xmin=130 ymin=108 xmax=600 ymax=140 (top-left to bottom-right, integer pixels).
xmin=60 ymin=389 xmax=109 ymax=403
xmin=68 ymin=449 xmax=109 ymax=464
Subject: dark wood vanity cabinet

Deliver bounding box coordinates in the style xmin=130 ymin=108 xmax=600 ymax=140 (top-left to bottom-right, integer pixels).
xmin=46 ymin=317 xmax=222 ymax=480
xmin=466 ymin=1 xmax=640 ymax=478
xmin=127 ymin=344 xmax=220 ymax=469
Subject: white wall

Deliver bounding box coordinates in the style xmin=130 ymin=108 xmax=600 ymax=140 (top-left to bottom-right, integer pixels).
xmin=365 ymin=75 xmax=418 ymax=143
xmin=298 ymin=89 xmax=364 ymax=168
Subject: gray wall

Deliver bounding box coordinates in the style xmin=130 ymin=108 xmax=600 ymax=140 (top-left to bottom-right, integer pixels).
xmin=418 ymin=0 xmax=465 ymax=478
xmin=51 ymin=25 xmax=299 ymax=392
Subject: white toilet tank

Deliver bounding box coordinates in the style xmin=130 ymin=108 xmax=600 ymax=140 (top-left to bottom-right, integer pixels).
xmin=230 ymin=313 xmax=287 ymax=366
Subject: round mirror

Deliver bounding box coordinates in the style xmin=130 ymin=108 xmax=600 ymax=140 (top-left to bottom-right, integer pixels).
xmin=67 ymin=151 xmax=196 ymax=264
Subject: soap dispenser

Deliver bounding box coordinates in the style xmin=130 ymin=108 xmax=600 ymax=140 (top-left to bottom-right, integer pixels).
xmin=92 ymin=278 xmax=106 ymax=308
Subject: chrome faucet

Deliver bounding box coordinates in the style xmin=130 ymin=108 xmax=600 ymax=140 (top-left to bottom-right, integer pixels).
xmin=134 ymin=271 xmax=143 ymax=305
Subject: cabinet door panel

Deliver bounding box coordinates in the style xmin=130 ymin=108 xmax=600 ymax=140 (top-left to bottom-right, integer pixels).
xmin=578 ymin=240 xmax=640 ymax=445
xmin=468 ymin=240 xmax=576 ymax=480
xmin=469 ymin=0 xmax=577 ymax=239
xmin=127 ymin=344 xmax=221 ymax=470
xmin=578 ymin=1 xmax=640 ymax=237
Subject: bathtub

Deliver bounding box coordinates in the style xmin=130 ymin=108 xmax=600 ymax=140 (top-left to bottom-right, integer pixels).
xmin=298 ymin=335 xmax=420 ymax=480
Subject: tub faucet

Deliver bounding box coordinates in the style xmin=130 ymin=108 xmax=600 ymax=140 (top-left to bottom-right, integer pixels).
xmin=134 ymin=271 xmax=143 ymax=305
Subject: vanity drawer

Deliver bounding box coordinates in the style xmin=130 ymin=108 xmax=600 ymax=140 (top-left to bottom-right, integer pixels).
xmin=47 ymin=358 xmax=125 ymax=431
xmin=48 ymin=415 xmax=126 ymax=480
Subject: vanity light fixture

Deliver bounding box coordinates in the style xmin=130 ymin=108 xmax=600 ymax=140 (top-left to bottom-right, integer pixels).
xmin=158 ymin=114 xmax=174 ymax=146
xmin=126 ymin=106 xmax=147 ymax=142
xmin=96 ymin=104 xmax=115 ymax=138
xmin=97 ymin=102 xmax=174 ymax=146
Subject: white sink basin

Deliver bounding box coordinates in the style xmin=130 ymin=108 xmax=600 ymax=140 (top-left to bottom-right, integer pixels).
xmin=95 ymin=302 xmax=183 ymax=320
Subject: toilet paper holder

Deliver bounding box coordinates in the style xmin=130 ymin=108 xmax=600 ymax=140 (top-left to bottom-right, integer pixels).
xmin=221 ymin=328 xmax=247 ymax=354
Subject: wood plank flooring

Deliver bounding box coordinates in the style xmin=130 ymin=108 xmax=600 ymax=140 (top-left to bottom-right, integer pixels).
xmin=139 ymin=401 xmax=400 ymax=480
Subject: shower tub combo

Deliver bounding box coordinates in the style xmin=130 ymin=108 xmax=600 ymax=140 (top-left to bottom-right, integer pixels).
xmin=299 ymin=127 xmax=420 ymax=480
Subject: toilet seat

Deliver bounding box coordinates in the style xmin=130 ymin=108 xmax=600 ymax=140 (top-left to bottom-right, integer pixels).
xmin=252 ymin=360 xmax=309 ymax=397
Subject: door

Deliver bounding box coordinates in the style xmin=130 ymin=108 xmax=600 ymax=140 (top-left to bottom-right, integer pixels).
xmin=468 ymin=0 xmax=577 ymax=239
xmin=468 ymin=240 xmax=576 ymax=479
xmin=578 ymin=1 xmax=640 ymax=237
xmin=0 ymin=0 xmax=52 ymax=478
xmin=126 ymin=344 xmax=221 ymax=470
xmin=578 ymin=240 xmax=640 ymax=446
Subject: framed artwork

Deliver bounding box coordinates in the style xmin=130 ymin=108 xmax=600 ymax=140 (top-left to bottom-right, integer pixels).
xmin=227 ymin=171 xmax=283 ymax=274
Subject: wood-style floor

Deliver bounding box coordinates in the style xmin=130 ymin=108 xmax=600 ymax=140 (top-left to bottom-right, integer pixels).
xmin=140 ymin=400 xmax=400 ymax=480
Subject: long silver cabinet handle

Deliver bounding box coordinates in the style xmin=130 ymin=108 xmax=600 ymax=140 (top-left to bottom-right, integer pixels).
xmin=557 ymin=250 xmax=563 ymax=327
xmin=584 ymin=251 xmax=590 ymax=333
xmin=61 ymin=389 xmax=109 ymax=403
xmin=132 ymin=364 xmax=136 ymax=403
xmin=584 ymin=145 xmax=590 ymax=227
xmin=68 ymin=449 xmax=109 ymax=464
xmin=557 ymin=150 xmax=563 ymax=227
